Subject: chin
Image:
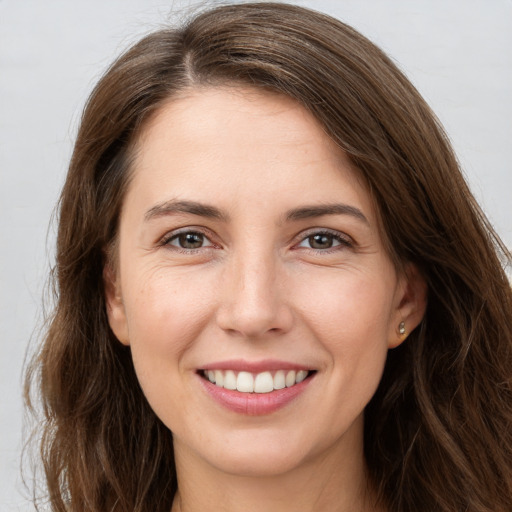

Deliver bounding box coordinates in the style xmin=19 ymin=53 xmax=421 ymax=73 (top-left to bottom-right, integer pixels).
xmin=208 ymin=446 xmax=309 ymax=478
xmin=179 ymin=421 xmax=351 ymax=479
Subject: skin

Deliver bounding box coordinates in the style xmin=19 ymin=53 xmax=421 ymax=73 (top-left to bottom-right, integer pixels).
xmin=105 ymin=87 xmax=426 ymax=512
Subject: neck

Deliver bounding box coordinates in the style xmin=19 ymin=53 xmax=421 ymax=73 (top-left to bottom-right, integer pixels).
xmin=170 ymin=428 xmax=384 ymax=512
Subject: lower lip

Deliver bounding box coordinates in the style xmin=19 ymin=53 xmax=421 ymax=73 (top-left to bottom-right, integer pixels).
xmin=198 ymin=374 xmax=314 ymax=416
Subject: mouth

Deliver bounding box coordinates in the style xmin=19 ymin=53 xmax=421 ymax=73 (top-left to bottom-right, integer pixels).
xmin=197 ymin=362 xmax=317 ymax=415
xmin=199 ymin=369 xmax=315 ymax=394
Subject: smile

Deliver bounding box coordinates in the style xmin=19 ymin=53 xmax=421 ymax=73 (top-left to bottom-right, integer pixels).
xmin=202 ymin=369 xmax=311 ymax=393
xmin=198 ymin=360 xmax=316 ymax=415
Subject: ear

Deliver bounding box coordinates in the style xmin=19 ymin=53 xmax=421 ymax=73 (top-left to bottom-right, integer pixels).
xmin=388 ymin=263 xmax=427 ymax=349
xmin=103 ymin=262 xmax=130 ymax=346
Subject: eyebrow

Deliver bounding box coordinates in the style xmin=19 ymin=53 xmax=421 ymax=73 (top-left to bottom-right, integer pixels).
xmin=144 ymin=200 xmax=229 ymax=222
xmin=144 ymin=199 xmax=368 ymax=225
xmin=285 ymin=204 xmax=369 ymax=225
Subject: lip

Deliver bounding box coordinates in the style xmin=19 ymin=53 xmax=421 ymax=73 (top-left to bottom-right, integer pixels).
xmin=197 ymin=360 xmax=316 ymax=415
xmin=200 ymin=359 xmax=311 ymax=373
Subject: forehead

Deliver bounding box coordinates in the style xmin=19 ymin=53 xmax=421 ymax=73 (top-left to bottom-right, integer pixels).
xmin=137 ymin=86 xmax=341 ymax=158
xmin=128 ymin=86 xmax=374 ymax=222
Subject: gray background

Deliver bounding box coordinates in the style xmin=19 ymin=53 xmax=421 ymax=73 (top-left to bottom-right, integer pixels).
xmin=1 ymin=0 xmax=511 ymax=509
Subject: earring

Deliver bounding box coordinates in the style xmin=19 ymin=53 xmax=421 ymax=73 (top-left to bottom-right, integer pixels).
xmin=398 ymin=321 xmax=406 ymax=336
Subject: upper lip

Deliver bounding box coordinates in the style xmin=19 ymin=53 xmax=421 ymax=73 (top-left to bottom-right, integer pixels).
xmin=199 ymin=359 xmax=313 ymax=373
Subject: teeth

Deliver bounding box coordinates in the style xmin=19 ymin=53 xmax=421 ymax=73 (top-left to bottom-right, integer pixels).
xmin=214 ymin=370 xmax=224 ymax=387
xmin=237 ymin=372 xmax=254 ymax=392
xmin=203 ymin=368 xmax=311 ymax=393
xmin=254 ymin=371 xmax=274 ymax=393
xmin=224 ymin=370 xmax=237 ymax=390
xmin=296 ymin=370 xmax=308 ymax=383
xmin=273 ymin=370 xmax=286 ymax=390
xmin=285 ymin=370 xmax=296 ymax=388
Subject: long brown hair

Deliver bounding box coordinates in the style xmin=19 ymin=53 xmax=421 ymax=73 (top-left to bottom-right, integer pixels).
xmin=25 ymin=3 xmax=512 ymax=511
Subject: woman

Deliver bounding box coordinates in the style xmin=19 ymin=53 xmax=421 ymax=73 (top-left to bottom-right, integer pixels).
xmin=25 ymin=2 xmax=512 ymax=511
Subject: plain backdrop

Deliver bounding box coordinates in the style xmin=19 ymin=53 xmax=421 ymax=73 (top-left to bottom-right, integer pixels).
xmin=1 ymin=0 xmax=511 ymax=509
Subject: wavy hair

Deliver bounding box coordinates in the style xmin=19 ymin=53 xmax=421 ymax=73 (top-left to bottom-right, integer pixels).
xmin=25 ymin=3 xmax=512 ymax=511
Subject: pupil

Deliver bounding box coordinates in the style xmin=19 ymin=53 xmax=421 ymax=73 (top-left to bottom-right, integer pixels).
xmin=179 ymin=233 xmax=203 ymax=249
xmin=310 ymin=234 xmax=332 ymax=249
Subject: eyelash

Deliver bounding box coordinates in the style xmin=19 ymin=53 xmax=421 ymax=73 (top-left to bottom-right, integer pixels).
xmin=293 ymin=229 xmax=353 ymax=252
xmin=160 ymin=228 xmax=217 ymax=253
xmin=159 ymin=228 xmax=353 ymax=253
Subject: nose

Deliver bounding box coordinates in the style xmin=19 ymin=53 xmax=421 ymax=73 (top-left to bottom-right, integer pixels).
xmin=215 ymin=248 xmax=294 ymax=339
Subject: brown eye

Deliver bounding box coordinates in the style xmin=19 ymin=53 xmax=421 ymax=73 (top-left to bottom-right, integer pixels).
xmin=168 ymin=231 xmax=212 ymax=249
xmin=308 ymin=234 xmax=335 ymax=249
xmin=297 ymin=231 xmax=350 ymax=251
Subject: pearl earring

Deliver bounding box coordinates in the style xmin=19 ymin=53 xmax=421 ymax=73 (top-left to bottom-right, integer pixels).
xmin=398 ymin=321 xmax=406 ymax=336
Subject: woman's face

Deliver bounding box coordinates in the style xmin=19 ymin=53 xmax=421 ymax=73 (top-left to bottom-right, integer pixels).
xmin=106 ymin=87 xmax=424 ymax=478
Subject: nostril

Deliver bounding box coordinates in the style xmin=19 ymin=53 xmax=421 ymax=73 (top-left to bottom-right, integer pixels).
xmin=216 ymin=300 xmax=294 ymax=339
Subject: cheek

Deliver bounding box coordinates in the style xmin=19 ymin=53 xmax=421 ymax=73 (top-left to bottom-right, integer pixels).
xmin=294 ymin=269 xmax=394 ymax=399
xmin=121 ymin=268 xmax=219 ymax=431
xmin=295 ymin=267 xmax=396 ymax=345
xmin=122 ymin=267 xmax=215 ymax=382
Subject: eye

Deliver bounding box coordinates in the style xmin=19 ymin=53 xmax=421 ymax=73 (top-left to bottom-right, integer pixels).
xmin=165 ymin=231 xmax=214 ymax=250
xmin=296 ymin=231 xmax=351 ymax=250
